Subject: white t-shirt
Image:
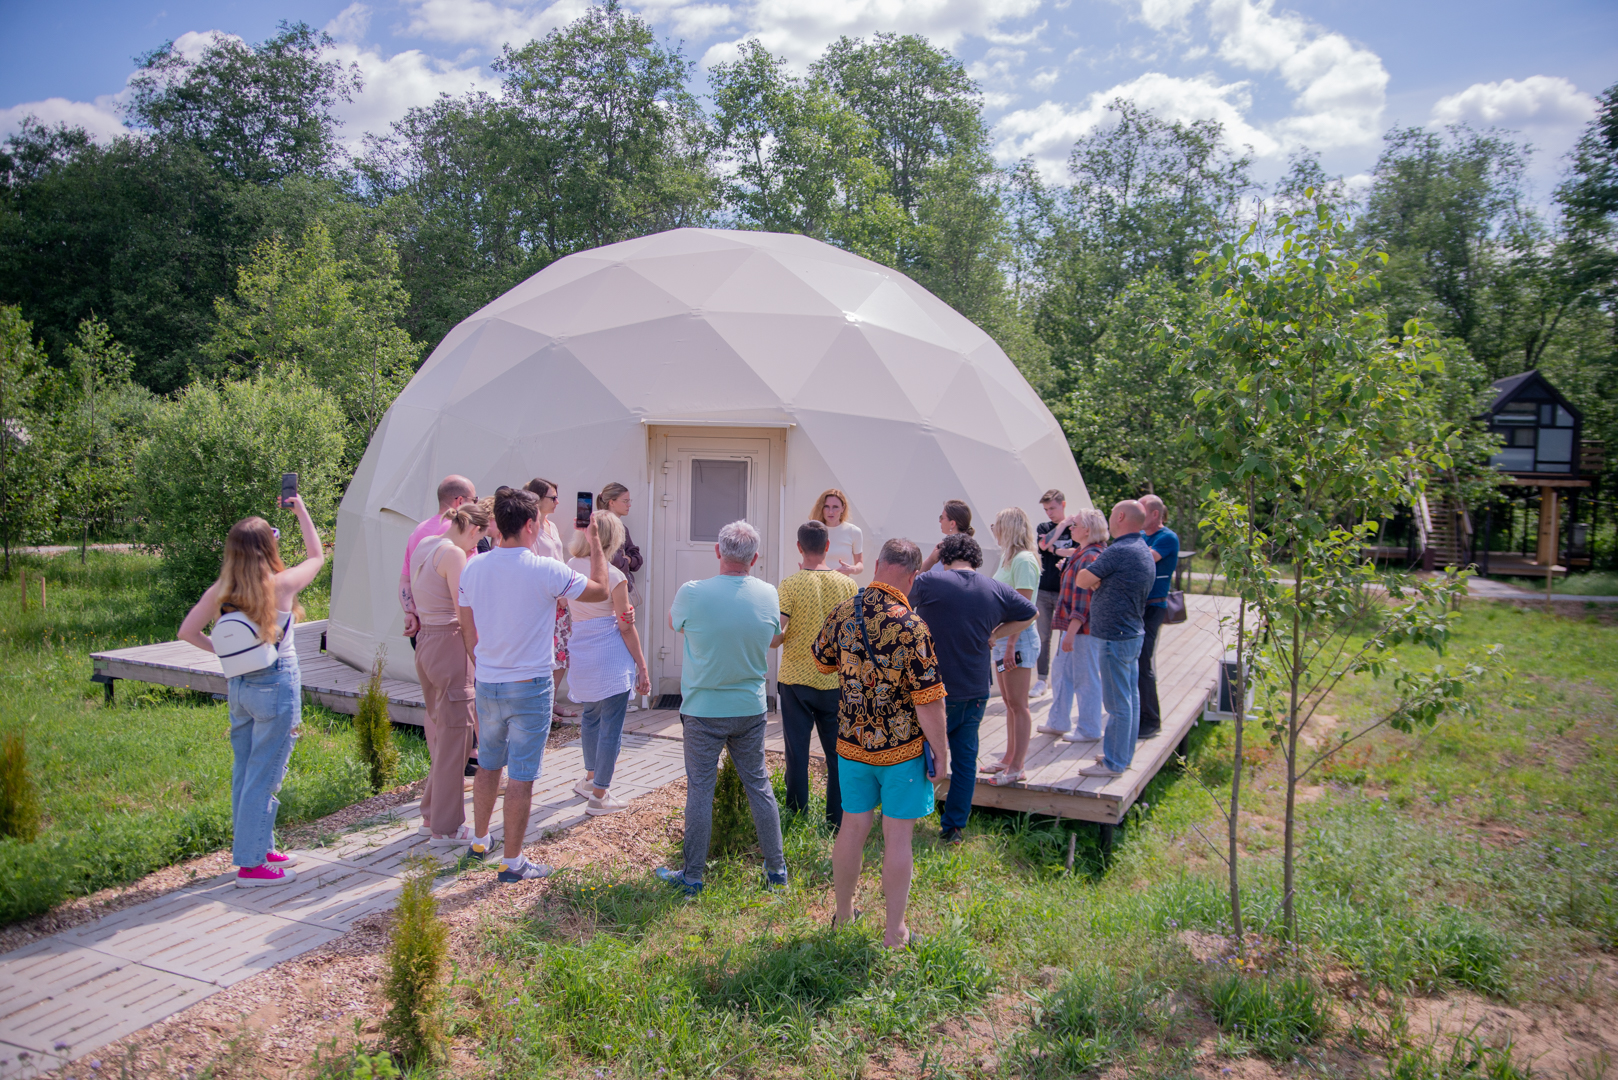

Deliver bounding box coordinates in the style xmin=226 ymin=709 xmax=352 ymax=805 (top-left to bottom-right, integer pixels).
xmin=566 ymin=558 xmax=627 ymax=621
xmin=825 ymin=521 xmax=863 ymax=571
xmin=457 ymin=546 xmax=587 ymax=682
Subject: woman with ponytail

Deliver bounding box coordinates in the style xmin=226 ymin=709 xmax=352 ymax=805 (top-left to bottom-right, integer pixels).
xmin=409 ymin=501 xmax=492 ymax=846
xmin=179 ymin=495 xmax=325 ymax=887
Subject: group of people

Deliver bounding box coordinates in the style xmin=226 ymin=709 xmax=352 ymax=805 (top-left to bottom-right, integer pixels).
xmin=179 ymin=469 xmax=1178 ymax=943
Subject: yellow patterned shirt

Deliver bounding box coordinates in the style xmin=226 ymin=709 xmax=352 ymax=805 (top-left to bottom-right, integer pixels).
xmin=812 ymin=581 xmax=947 ymax=766
xmin=777 ymin=568 xmax=859 ymax=690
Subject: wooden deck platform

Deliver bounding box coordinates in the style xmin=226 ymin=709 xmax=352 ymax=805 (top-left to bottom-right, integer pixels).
xmin=91 ymin=620 xmax=428 ymax=726
xmin=90 ymin=594 xmax=1237 ymax=827
xmin=626 ymin=593 xmax=1239 ymax=826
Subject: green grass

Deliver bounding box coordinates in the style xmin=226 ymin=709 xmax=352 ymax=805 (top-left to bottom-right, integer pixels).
xmin=1554 ymin=570 xmax=1618 ymax=595
xmin=0 ymin=552 xmax=427 ymax=923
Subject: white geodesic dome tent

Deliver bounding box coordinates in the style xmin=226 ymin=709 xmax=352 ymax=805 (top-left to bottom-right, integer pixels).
xmin=327 ymin=228 xmax=1088 ymax=690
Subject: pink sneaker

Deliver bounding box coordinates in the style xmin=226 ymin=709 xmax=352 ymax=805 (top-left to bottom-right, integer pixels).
xmin=236 ymin=864 xmax=297 ymax=888
xmin=265 ymin=850 xmax=299 ymax=865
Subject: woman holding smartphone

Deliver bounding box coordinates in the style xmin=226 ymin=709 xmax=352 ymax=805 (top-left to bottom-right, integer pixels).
xmin=564 ymin=511 xmax=652 ymax=815
xmin=178 ymin=495 xmax=324 ymax=887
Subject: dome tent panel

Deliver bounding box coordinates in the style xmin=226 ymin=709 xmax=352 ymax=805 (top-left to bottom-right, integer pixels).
xmin=327 ymin=228 xmax=1086 ymax=683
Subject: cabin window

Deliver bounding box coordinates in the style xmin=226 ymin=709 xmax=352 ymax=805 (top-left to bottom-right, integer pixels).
xmin=1511 ymin=428 xmax=1536 ymax=447
xmin=689 ymin=459 xmax=749 ymax=543
xmin=1495 ymin=402 xmax=1536 ymax=424
xmin=1537 ymin=428 xmax=1573 ymax=468
xmin=1491 ymin=448 xmax=1534 ymax=471
xmin=1555 ymin=406 xmax=1574 ymax=427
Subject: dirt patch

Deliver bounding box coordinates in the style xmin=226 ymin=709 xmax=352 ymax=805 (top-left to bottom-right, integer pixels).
xmin=1404 ymin=972 xmax=1618 ymax=1077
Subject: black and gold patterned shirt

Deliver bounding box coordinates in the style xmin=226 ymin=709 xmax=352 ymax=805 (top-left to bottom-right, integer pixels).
xmin=812 ymin=581 xmax=947 ymax=766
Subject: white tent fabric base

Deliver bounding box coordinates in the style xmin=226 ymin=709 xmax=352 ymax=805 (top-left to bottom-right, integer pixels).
xmin=328 ymin=228 xmax=1088 ymax=690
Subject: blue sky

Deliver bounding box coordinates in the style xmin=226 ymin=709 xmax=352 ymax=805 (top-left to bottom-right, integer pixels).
xmin=3 ymin=0 xmax=1614 ymax=193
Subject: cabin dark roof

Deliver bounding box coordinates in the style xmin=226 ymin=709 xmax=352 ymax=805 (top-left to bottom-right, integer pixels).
xmin=1487 ymin=369 xmax=1581 ymax=421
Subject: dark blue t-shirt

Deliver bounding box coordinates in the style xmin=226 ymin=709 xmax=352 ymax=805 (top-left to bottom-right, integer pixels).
xmin=1144 ymin=527 xmax=1180 ymax=603
xmin=910 ymin=568 xmax=1038 ymax=701
xmin=1086 ymin=533 xmax=1155 ymax=640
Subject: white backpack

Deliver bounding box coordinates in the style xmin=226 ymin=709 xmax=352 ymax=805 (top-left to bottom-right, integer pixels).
xmin=211 ymin=610 xmax=293 ymax=678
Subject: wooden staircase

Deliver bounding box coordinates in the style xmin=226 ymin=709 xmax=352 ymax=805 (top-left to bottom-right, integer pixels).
xmin=1419 ymin=492 xmax=1470 ymax=570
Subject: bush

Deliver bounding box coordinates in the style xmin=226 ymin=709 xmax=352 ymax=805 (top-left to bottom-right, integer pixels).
xmin=0 ymin=730 xmax=41 ymax=841
xmin=710 ymin=750 xmax=751 ymax=855
xmin=1204 ymin=972 xmax=1329 ymax=1060
xmin=134 ymin=369 xmax=345 ymax=608
xmin=382 ymin=862 xmax=448 ymax=1065
xmin=354 ymin=648 xmax=399 ymax=794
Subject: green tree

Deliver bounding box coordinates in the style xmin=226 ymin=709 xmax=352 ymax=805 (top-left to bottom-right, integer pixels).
xmin=202 ymin=221 xmax=421 ymax=465
xmin=812 ymin=33 xmax=1009 ymax=327
xmin=59 ymin=317 xmax=153 ymax=559
xmin=135 ymin=369 xmax=345 ymax=606
xmin=1171 ymin=197 xmax=1492 ymax=940
xmin=0 ymin=306 xmax=61 ymax=572
xmin=494 ymin=0 xmax=714 ymax=250
xmin=0 ymin=120 xmax=352 ymax=391
xmin=124 ymin=22 xmax=360 ymax=184
xmin=708 ymin=40 xmax=903 ymax=258
xmin=1037 ymin=100 xmax=1254 ymax=393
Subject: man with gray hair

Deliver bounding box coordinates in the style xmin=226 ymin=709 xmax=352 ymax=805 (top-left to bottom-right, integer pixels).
xmin=1071 ymin=500 xmax=1155 ymax=778
xmin=655 ymin=520 xmax=788 ymax=895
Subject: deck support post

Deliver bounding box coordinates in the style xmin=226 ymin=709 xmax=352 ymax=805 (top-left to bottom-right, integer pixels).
xmin=1065 ymin=830 xmax=1077 ymax=872
xmin=1098 ymin=823 xmax=1115 ymax=852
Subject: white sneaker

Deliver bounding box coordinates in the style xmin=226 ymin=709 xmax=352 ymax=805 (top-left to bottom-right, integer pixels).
xmin=1079 ymin=762 xmax=1123 ymax=777
xmin=1032 ymin=680 xmax=1048 ymax=697
xmin=586 ymin=793 xmax=628 ymax=816
xmin=497 ymin=857 xmax=554 ymax=882
xmin=573 ymin=778 xmax=596 ymax=800
xmin=1060 ymin=732 xmax=1090 ymax=743
xmin=429 ymin=825 xmax=474 ymax=848
xmin=1035 ymin=724 xmax=1068 ymax=735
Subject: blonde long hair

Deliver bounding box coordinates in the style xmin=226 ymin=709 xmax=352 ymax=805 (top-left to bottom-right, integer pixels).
xmin=809 ymin=488 xmax=850 ymax=527
xmin=217 ymin=517 xmax=297 ymax=641
xmin=569 ymin=509 xmax=625 ymax=561
xmin=992 ymin=507 xmax=1036 ymax=566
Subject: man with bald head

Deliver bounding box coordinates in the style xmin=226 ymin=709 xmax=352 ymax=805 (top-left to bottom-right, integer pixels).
xmin=401 ymin=475 xmax=479 ymax=641
xmin=1071 ymin=500 xmax=1155 ymax=777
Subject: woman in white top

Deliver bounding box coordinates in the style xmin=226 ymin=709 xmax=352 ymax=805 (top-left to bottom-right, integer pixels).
xmin=811 ymin=488 xmax=863 ymax=576
xmin=563 ymin=511 xmax=651 ymax=814
xmin=524 ymin=477 xmax=578 ymax=719
xmin=983 ymin=506 xmax=1042 ymax=786
xmin=179 ymin=497 xmax=324 ymax=888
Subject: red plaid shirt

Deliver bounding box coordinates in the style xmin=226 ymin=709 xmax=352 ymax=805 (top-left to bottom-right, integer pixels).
xmin=1052 ymin=542 xmax=1106 ymax=634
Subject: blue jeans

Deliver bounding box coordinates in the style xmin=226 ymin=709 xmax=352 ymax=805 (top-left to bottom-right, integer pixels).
xmin=1048 ymin=632 xmax=1106 ymax=740
xmin=227 ymin=652 xmax=301 ymax=867
xmin=940 ymin=696 xmax=988 ymax=831
xmin=679 ymin=713 xmax=786 ymax=883
xmin=580 ymin=690 xmax=630 ymax=789
xmin=475 ymin=677 xmax=553 ymax=783
xmin=1098 ymin=635 xmax=1144 ymax=772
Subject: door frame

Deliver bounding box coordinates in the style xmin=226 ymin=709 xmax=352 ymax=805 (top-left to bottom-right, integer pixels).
xmin=644 ymin=423 xmax=789 ymax=703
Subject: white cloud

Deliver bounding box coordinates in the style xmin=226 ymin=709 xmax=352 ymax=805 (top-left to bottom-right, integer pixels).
xmin=1205 ymin=0 xmax=1386 ymax=149
xmin=0 ymin=97 xmax=128 ymax=143
xmin=401 ymin=0 xmax=592 ymax=52
xmin=1028 ymin=67 xmax=1060 ymax=92
xmin=699 ymin=0 xmax=1043 ymax=69
xmin=1431 ymin=75 xmax=1595 ymax=130
xmin=326 ymin=41 xmax=503 ymax=143
xmin=996 ymin=70 xmax=1278 ymax=180
xmin=1138 ymin=0 xmax=1198 ymax=31
xmin=327 ymin=3 xmax=374 ymax=43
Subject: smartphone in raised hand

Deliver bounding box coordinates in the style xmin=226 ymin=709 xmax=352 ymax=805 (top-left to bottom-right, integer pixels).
xmin=575 ymin=491 xmax=593 ymax=531
xmin=280 ymin=473 xmax=299 ymax=508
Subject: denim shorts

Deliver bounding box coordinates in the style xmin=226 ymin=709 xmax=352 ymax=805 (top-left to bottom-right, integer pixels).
xmin=474 ymin=677 xmax=553 ymax=782
xmin=838 ymin=753 xmax=936 ymax=819
xmin=1001 ymin=624 xmax=1042 ymax=670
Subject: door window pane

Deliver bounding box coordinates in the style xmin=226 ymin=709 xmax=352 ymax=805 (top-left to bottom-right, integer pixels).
xmin=690 ymin=459 xmax=749 ymax=542
xmin=1537 ymin=428 xmax=1573 ymax=468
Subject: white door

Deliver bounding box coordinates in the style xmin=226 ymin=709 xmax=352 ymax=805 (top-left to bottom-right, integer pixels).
xmin=649 ymin=429 xmax=782 ymax=700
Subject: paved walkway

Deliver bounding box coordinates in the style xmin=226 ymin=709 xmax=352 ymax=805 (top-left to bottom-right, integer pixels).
xmin=1467 ymin=577 xmax=1618 ymax=603
xmin=0 ymin=733 xmax=688 ymax=1078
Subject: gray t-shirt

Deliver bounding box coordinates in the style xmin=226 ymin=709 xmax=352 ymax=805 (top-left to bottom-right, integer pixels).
xmin=1086 ymin=533 xmax=1155 ymax=640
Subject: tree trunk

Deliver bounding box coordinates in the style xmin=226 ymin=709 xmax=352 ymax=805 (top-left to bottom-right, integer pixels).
xmin=1282 ymin=560 xmax=1303 ymax=940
